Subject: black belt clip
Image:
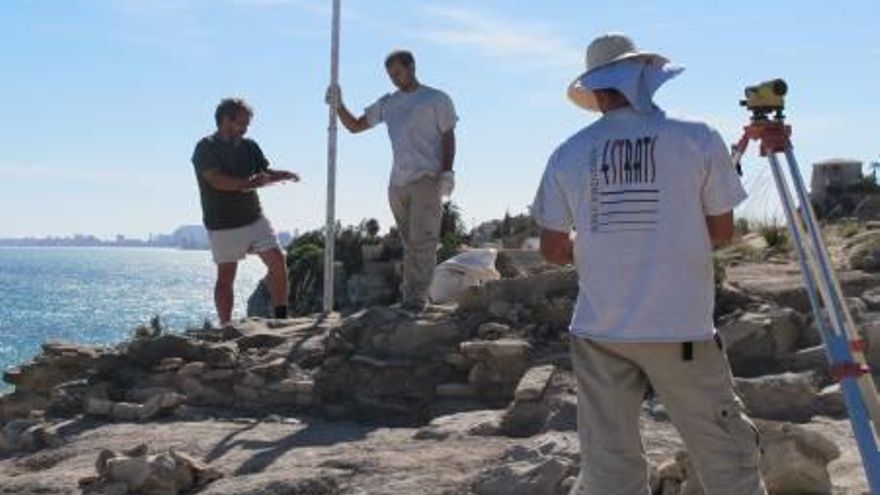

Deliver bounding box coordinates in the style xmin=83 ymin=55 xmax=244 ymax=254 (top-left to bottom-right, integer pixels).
xmin=682 ymin=342 xmax=694 ymax=361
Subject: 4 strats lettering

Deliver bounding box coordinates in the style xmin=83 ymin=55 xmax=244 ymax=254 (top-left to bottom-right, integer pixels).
xmin=601 ymin=136 xmax=657 ymax=185
xmin=595 ymin=136 xmax=660 ymax=234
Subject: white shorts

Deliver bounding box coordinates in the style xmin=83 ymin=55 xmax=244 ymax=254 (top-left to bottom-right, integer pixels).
xmin=208 ymin=216 xmax=280 ymax=264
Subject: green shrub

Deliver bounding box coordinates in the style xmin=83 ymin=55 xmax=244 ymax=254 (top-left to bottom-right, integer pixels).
xmin=758 ymin=221 xmax=789 ymax=251
xmin=283 ymin=218 xmax=397 ymax=314
xmin=280 ymin=203 xmax=472 ymax=313
xmin=134 ymin=315 xmax=165 ymax=339
xmin=363 ymin=218 xmax=380 ymax=242
xmin=439 ymin=201 xmax=468 ymax=262
xmin=336 ymin=224 xmax=366 ymax=275
xmin=839 ymin=218 xmax=863 ymax=239
xmin=735 ymin=217 xmax=750 ymax=236
xmin=287 ymin=240 xmax=324 ymax=314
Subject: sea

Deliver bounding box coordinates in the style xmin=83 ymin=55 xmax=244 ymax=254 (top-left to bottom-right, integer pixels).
xmin=0 ymin=247 xmax=265 ymax=391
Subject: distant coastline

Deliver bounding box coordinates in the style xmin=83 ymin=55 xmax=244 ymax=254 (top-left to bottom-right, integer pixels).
xmin=0 ymin=225 xmax=293 ymax=251
xmin=0 ymin=238 xmax=206 ymax=250
xmin=0 ymin=243 xmax=199 ymax=250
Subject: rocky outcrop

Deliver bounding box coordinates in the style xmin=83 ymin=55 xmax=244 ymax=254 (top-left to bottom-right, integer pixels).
xmin=84 ymin=392 xmax=186 ymax=423
xmin=79 ymin=444 xmax=223 ymax=495
xmin=758 ymin=420 xmax=842 ymax=494
xmin=858 ymin=318 xmax=880 ymax=370
xmin=494 ymin=249 xmax=548 ymax=278
xmin=317 ymin=306 xmax=468 ymax=422
xmin=248 ymin=253 xmax=401 ymax=319
xmin=414 ymin=410 xmax=504 ymax=440
xmin=657 ymin=420 xmax=841 ymax=495
xmin=3 ymin=341 xmax=107 ymax=391
xmin=727 ymin=262 xmax=880 ymax=314
xmin=847 ymin=231 xmax=880 ymax=272
xmin=735 ymin=372 xmax=820 ymax=422
xmin=460 ymin=339 xmax=533 ymax=403
xmin=500 ymin=365 xmax=557 ymax=438
xmin=717 ymin=305 xmax=805 ymax=376
xmin=458 ymin=268 xmax=577 ymax=329
xmin=0 ymin=418 xmax=64 ymax=456
xmin=1 ymin=302 xmax=543 ymax=429
xmin=2 ymin=253 xmax=876 ymax=494
xmin=471 ymin=433 xmax=579 ymax=495
xmin=345 ymin=261 xmax=398 ymax=307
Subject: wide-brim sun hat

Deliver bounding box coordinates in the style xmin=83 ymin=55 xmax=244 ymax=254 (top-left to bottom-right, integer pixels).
xmin=568 ymin=33 xmax=670 ymax=111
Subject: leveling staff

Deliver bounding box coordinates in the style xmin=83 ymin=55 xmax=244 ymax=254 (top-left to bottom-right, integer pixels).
xmin=192 ymin=98 xmax=300 ymax=326
xmin=533 ymin=34 xmax=767 ymax=495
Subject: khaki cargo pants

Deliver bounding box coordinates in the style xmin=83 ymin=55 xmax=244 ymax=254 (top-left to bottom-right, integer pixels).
xmin=388 ymin=176 xmax=443 ymax=306
xmin=569 ymin=336 xmax=767 ymax=495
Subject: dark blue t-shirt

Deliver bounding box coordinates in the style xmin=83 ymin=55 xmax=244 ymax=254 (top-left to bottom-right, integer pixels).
xmin=192 ymin=134 xmax=269 ymax=230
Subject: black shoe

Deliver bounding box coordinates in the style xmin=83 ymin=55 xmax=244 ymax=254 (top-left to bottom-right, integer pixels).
xmin=401 ymin=300 xmax=427 ymax=313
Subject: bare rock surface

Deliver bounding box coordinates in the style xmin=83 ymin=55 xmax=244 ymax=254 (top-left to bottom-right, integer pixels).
xmin=735 ymin=372 xmax=820 ymax=422
xmin=2 ymin=245 xmax=879 ymax=494
xmin=0 ymin=418 xmax=515 ymax=495
xmin=717 ymin=305 xmax=806 ymax=376
xmin=726 ymin=262 xmax=880 ymax=314
xmin=0 ymin=411 xmax=865 ymax=494
xmin=0 ymin=410 xmax=677 ymax=495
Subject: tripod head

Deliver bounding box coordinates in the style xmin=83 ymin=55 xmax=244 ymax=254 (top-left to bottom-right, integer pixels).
xmin=731 ymin=78 xmax=792 ymax=167
xmin=740 ymin=78 xmax=788 ymax=121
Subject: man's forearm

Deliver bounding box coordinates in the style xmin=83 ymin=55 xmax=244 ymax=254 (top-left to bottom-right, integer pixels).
xmin=546 ymin=240 xmax=573 ymax=265
xmin=204 ymin=171 xmax=263 ymax=192
xmin=210 ymin=176 xmax=250 ymax=192
xmin=265 ymin=168 xmax=300 ymax=183
xmin=442 ymin=131 xmax=456 ymax=172
xmin=337 ymin=103 xmax=365 ymax=133
xmin=706 ymin=212 xmax=735 ymax=249
xmin=540 ymin=229 xmax=574 ymax=265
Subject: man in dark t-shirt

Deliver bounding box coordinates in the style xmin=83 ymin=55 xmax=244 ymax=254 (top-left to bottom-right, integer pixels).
xmin=191 ymin=98 xmax=299 ymax=325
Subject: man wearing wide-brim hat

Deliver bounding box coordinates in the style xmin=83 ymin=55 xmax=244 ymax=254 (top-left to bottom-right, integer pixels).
xmin=532 ymin=33 xmax=767 ymax=495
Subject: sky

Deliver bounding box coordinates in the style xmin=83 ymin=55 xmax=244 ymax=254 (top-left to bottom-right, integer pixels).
xmin=1 ymin=0 xmax=878 ymax=238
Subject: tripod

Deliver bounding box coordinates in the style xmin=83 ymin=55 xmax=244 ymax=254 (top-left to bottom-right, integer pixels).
xmin=731 ymin=106 xmax=880 ymax=493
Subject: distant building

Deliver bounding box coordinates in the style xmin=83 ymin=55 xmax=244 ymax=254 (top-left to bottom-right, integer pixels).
xmin=810 ymin=158 xmax=863 ymax=205
xmin=170 ymin=225 xmax=210 ymax=250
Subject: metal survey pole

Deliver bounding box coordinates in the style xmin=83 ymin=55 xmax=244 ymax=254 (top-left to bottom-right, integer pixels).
xmin=323 ymin=0 xmax=341 ymax=314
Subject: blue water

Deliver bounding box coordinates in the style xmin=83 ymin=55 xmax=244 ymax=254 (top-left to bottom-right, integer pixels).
xmin=0 ymin=247 xmax=264 ymax=388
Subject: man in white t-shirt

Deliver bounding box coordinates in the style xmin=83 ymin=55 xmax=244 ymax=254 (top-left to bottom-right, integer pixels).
xmin=328 ymin=50 xmax=458 ymax=310
xmin=532 ymin=34 xmax=767 ymax=495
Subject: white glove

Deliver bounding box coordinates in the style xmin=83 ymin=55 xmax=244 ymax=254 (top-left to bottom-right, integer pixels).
xmin=325 ymin=84 xmax=342 ymax=106
xmin=439 ymin=171 xmax=455 ymax=198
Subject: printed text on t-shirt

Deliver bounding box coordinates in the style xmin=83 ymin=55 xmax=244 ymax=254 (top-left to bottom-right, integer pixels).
xmin=593 ymin=136 xmax=660 ymax=234
xmin=600 ymin=136 xmax=657 ymax=185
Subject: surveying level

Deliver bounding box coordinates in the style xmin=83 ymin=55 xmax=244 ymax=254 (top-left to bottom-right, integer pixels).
xmin=740 ymin=78 xmax=788 ymax=118
xmin=731 ymin=79 xmax=880 ymax=493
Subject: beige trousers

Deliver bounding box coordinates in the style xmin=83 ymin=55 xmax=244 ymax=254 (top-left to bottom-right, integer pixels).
xmin=388 ymin=176 xmax=443 ymax=306
xmin=569 ymin=336 xmax=767 ymax=495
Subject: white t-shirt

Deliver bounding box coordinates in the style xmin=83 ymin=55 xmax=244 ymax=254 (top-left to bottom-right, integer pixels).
xmin=531 ymin=106 xmax=746 ymax=342
xmin=365 ymin=85 xmax=458 ymax=186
